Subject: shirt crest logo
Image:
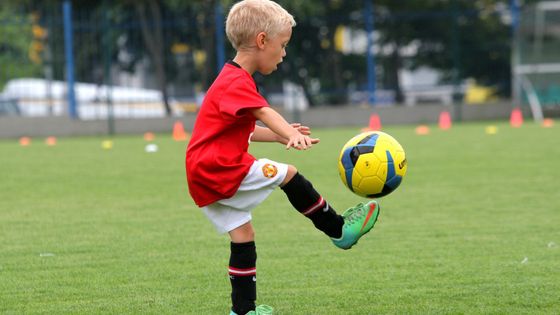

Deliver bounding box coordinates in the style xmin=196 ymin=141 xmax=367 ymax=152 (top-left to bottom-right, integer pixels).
xmin=262 ymin=164 xmax=278 ymax=178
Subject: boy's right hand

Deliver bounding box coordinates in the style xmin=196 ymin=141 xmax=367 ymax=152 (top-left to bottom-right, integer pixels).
xmin=286 ymin=133 xmax=320 ymax=150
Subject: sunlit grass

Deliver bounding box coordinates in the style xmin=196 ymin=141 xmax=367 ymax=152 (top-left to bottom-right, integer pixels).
xmin=1 ymin=122 xmax=559 ymax=314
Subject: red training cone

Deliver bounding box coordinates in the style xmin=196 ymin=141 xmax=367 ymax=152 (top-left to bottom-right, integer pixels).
xmin=438 ymin=111 xmax=452 ymax=130
xmin=362 ymin=113 xmax=382 ymax=132
xmin=510 ymin=108 xmax=523 ymax=128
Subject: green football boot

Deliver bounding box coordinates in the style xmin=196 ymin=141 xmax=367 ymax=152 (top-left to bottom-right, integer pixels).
xmin=229 ymin=304 xmax=273 ymax=315
xmin=331 ymin=200 xmax=380 ymax=250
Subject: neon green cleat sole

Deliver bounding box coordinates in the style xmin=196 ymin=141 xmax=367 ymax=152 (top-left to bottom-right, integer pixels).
xmin=331 ymin=200 xmax=380 ymax=250
xmin=230 ymin=304 xmax=273 ymax=315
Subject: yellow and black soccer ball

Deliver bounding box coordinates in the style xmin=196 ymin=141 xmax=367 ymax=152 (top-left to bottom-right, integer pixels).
xmin=338 ymin=131 xmax=407 ymax=198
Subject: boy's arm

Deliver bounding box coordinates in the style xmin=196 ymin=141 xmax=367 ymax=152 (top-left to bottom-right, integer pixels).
xmin=250 ymin=107 xmax=319 ymax=150
xmin=252 ymin=125 xmax=283 ymax=143
xmin=252 ymin=124 xmax=311 ymax=145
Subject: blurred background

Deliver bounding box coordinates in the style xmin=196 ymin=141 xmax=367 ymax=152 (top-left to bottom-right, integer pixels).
xmin=0 ymin=0 xmax=558 ymax=135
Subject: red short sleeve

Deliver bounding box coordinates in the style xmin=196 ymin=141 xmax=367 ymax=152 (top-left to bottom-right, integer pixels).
xmin=219 ymin=77 xmax=268 ymax=118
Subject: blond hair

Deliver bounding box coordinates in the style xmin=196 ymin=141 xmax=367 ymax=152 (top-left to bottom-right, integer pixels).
xmin=226 ymin=0 xmax=296 ymax=50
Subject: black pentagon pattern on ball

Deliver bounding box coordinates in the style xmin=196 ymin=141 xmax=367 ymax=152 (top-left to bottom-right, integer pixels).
xmin=357 ymin=134 xmax=375 ymax=145
xmin=349 ymin=146 xmax=375 ymax=166
xmin=347 ymin=131 xmax=378 ymax=166
xmin=367 ymin=186 xmax=394 ymax=198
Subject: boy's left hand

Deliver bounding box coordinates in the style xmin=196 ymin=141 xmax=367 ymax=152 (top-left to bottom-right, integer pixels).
xmin=290 ymin=123 xmax=311 ymax=135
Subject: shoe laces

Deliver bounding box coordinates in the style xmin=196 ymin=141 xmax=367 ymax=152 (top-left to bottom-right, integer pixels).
xmin=344 ymin=203 xmax=366 ymax=225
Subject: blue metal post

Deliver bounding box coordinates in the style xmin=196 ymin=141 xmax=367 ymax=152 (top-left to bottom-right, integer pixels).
xmin=365 ymin=0 xmax=376 ymax=105
xmin=215 ymin=2 xmax=226 ymax=69
xmin=102 ymin=0 xmax=114 ymax=134
xmin=510 ymin=0 xmax=520 ymax=104
xmin=510 ymin=0 xmax=520 ymax=36
xmin=63 ymin=0 xmax=77 ymax=118
xmin=451 ymin=0 xmax=462 ymax=122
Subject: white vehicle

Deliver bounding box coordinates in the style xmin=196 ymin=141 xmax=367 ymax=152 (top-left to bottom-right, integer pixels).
xmin=1 ymin=78 xmax=173 ymax=119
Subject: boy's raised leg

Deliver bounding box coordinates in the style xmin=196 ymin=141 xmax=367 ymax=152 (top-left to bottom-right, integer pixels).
xmin=281 ymin=172 xmax=344 ymax=238
xmin=281 ymin=172 xmax=380 ymax=249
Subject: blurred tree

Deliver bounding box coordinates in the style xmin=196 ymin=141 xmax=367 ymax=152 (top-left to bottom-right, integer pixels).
xmin=192 ymin=0 xmax=219 ymax=90
xmin=279 ymin=0 xmax=515 ymax=102
xmin=0 ymin=0 xmax=527 ymax=108
xmin=134 ymin=0 xmax=171 ymax=115
xmin=108 ymin=0 xmax=214 ymax=114
xmin=275 ymin=0 xmax=365 ymax=105
xmin=374 ymin=0 xmax=514 ymax=99
xmin=0 ymin=4 xmax=42 ymax=89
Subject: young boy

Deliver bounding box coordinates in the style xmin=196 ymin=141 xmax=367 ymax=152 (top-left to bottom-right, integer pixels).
xmin=185 ymin=1 xmax=380 ymax=314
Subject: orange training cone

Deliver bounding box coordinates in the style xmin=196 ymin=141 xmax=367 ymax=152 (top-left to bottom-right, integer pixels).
xmin=172 ymin=121 xmax=189 ymax=141
xmin=542 ymin=118 xmax=554 ymax=128
xmin=144 ymin=132 xmax=155 ymax=141
xmin=415 ymin=125 xmax=430 ymax=135
xmin=438 ymin=111 xmax=452 ymax=130
xmin=510 ymin=108 xmax=523 ymax=128
xmin=45 ymin=136 xmax=57 ymax=146
xmin=19 ymin=137 xmax=31 ymax=146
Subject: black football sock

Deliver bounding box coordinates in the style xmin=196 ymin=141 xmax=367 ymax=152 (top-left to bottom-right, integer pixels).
xmin=229 ymin=241 xmax=257 ymax=315
xmin=281 ymin=172 xmax=344 ymax=238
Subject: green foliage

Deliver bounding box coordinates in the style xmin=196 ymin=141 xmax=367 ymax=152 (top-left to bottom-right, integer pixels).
xmin=0 ymin=5 xmax=42 ymax=89
xmin=374 ymin=0 xmax=512 ymax=96
xmin=0 ymin=0 xmax=518 ymax=101
xmin=1 ymin=122 xmax=559 ymax=314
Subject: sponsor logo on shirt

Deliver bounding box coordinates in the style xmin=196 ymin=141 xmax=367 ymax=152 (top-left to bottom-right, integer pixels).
xmin=262 ymin=164 xmax=278 ymax=178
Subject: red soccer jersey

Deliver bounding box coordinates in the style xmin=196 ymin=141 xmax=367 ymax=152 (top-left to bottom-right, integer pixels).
xmin=185 ymin=61 xmax=269 ymax=207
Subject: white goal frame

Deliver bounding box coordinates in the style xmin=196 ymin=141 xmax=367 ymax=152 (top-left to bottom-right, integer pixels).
xmin=512 ymin=1 xmax=560 ymax=122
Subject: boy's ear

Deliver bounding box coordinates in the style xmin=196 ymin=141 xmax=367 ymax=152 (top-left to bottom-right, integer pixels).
xmin=256 ymin=32 xmax=267 ymax=49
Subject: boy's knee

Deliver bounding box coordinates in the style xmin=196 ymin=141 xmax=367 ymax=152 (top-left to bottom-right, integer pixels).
xmin=229 ymin=222 xmax=255 ymax=243
xmin=282 ymin=165 xmax=298 ymax=186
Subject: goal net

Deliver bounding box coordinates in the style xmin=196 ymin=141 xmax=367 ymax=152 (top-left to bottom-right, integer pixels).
xmin=513 ymin=1 xmax=560 ymax=121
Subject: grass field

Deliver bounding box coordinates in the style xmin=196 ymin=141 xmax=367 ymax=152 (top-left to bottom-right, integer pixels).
xmin=1 ymin=122 xmax=559 ymax=314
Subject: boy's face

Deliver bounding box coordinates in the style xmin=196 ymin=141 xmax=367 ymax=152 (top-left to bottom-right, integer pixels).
xmin=256 ymin=26 xmax=292 ymax=75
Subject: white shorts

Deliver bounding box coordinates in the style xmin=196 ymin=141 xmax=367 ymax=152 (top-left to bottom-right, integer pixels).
xmin=202 ymin=158 xmax=288 ymax=234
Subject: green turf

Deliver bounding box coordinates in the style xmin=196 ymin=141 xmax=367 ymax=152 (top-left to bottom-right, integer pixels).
xmin=1 ymin=122 xmax=559 ymax=314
